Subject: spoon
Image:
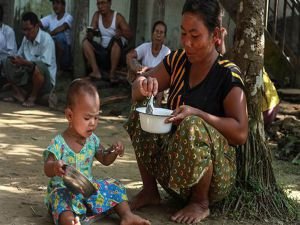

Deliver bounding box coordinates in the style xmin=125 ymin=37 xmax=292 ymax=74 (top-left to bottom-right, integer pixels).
xmin=146 ymin=95 xmax=154 ymax=114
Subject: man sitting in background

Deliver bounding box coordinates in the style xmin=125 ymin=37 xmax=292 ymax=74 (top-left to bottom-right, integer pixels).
xmin=40 ymin=0 xmax=73 ymax=72
xmin=82 ymin=0 xmax=132 ymax=84
xmin=0 ymin=4 xmax=17 ymax=88
xmin=3 ymin=12 xmax=56 ymax=107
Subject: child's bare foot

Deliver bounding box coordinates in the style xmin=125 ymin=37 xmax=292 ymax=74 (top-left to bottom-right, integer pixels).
xmin=129 ymin=188 xmax=161 ymax=210
xmin=59 ymin=212 xmax=81 ymax=225
xmin=120 ymin=212 xmax=151 ymax=225
xmin=72 ymin=216 xmax=81 ymax=225
xmin=170 ymin=202 xmax=210 ymax=224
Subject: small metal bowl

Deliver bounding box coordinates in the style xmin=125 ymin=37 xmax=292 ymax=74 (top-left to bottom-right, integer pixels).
xmin=62 ymin=164 xmax=97 ymax=198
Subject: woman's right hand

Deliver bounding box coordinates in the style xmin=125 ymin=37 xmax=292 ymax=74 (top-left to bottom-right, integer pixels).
xmin=135 ymin=76 xmax=159 ymax=97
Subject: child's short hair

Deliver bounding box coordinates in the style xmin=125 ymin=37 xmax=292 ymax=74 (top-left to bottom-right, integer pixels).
xmin=66 ymin=78 xmax=99 ymax=107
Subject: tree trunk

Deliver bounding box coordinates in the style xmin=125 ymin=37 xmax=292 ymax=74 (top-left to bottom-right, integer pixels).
xmin=222 ymin=0 xmax=297 ymax=221
xmin=0 ymin=0 xmax=14 ymax=26
xmin=129 ymin=0 xmax=138 ymax=48
xmin=152 ymin=0 xmax=165 ymax=25
xmin=72 ymin=0 xmax=90 ymax=78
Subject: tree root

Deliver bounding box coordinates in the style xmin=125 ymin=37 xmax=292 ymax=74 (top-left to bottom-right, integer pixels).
xmin=214 ymin=129 xmax=299 ymax=223
xmin=215 ymin=186 xmax=298 ymax=222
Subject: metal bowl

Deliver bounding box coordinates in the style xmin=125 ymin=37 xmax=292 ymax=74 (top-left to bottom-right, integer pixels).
xmin=62 ymin=164 xmax=97 ymax=198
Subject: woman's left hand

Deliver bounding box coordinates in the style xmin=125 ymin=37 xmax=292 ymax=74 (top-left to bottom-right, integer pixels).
xmin=166 ymin=105 xmax=199 ymax=125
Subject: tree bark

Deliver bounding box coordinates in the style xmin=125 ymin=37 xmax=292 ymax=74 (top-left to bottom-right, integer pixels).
xmin=0 ymin=0 xmax=14 ymax=26
xmin=222 ymin=0 xmax=297 ymax=221
xmin=72 ymin=0 xmax=90 ymax=78
xmin=152 ymin=0 xmax=165 ymax=25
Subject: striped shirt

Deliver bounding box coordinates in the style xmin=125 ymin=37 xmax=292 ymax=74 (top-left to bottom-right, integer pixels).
xmin=163 ymin=49 xmax=244 ymax=116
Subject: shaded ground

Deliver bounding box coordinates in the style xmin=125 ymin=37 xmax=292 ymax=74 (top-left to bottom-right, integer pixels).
xmin=0 ymin=81 xmax=299 ymax=225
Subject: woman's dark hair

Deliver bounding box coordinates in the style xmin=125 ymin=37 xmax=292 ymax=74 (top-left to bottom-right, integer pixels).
xmin=66 ymin=78 xmax=99 ymax=108
xmin=152 ymin=20 xmax=168 ymax=36
xmin=22 ymin=12 xmax=39 ymax=26
xmin=182 ymin=0 xmax=221 ymax=33
xmin=0 ymin=5 xmax=3 ymax=22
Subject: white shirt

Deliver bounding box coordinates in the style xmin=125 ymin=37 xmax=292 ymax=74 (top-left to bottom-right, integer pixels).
xmin=98 ymin=11 xmax=117 ymax=48
xmin=98 ymin=11 xmax=126 ymax=48
xmin=18 ymin=29 xmax=57 ymax=86
xmin=135 ymin=42 xmax=171 ymax=68
xmin=41 ymin=12 xmax=73 ymax=45
xmin=0 ymin=24 xmax=17 ymax=62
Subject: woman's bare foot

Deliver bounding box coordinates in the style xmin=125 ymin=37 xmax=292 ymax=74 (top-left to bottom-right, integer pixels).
xmin=120 ymin=212 xmax=151 ymax=225
xmin=170 ymin=202 xmax=210 ymax=224
xmin=129 ymin=188 xmax=161 ymax=210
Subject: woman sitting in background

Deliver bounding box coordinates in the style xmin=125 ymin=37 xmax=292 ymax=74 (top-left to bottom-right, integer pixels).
xmin=127 ymin=20 xmax=171 ymax=105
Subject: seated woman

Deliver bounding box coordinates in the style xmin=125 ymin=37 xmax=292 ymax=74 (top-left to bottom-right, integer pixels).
xmin=124 ymin=0 xmax=248 ymax=224
xmin=126 ymin=20 xmax=171 ymax=105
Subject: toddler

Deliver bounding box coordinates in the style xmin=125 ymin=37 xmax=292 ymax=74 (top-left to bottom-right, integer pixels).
xmin=43 ymin=79 xmax=150 ymax=225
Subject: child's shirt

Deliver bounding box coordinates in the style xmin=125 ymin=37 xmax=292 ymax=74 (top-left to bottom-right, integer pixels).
xmin=43 ymin=133 xmax=100 ymax=190
xmin=43 ymin=133 xmax=128 ymax=218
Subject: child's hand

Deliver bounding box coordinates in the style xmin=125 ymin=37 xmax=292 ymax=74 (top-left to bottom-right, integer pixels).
xmin=53 ymin=160 xmax=65 ymax=177
xmin=111 ymin=141 xmax=124 ymax=157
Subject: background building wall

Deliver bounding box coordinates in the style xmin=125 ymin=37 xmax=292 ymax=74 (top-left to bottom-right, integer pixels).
xmin=134 ymin=0 xmax=183 ymax=50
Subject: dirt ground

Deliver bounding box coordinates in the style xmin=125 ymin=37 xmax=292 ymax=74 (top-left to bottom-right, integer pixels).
xmin=0 ymin=99 xmax=299 ymax=225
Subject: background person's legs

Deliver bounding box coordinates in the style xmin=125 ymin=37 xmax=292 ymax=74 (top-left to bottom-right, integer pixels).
xmin=2 ymin=58 xmax=29 ymax=102
xmin=22 ymin=61 xmax=53 ymax=107
xmin=0 ymin=63 xmax=7 ymax=89
xmin=22 ymin=65 xmax=45 ymax=107
xmin=109 ymin=41 xmax=121 ymax=83
xmin=82 ymin=39 xmax=101 ymax=79
xmin=263 ymin=104 xmax=280 ymax=126
xmin=53 ymin=33 xmax=72 ymax=72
